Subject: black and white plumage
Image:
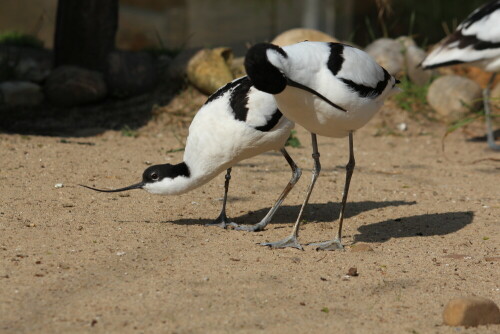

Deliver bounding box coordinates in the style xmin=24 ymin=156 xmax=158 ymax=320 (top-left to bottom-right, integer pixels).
xmin=244 ymin=41 xmax=400 ymax=250
xmin=422 ymin=0 xmax=500 ymax=150
xmin=82 ymin=76 xmax=302 ymax=230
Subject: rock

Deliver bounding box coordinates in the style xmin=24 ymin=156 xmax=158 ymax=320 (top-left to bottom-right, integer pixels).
xmin=167 ymin=48 xmax=203 ymax=82
xmin=0 ymin=45 xmax=53 ymax=83
xmin=271 ymin=28 xmax=339 ymax=46
xmin=230 ymin=56 xmax=245 ymax=78
xmin=106 ymin=51 xmax=157 ymax=98
xmin=443 ymin=297 xmax=500 ymax=327
xmin=186 ymin=47 xmax=234 ymax=95
xmin=427 ymin=75 xmax=482 ymax=121
xmin=396 ymin=36 xmax=434 ymax=85
xmin=15 ymin=57 xmax=51 ymax=83
xmin=44 ymin=66 xmax=107 ymax=107
xmin=0 ymin=81 xmax=44 ymax=106
xmin=365 ymin=38 xmax=404 ymax=75
xmin=350 ymin=243 xmax=374 ymax=252
xmin=406 ymin=45 xmax=433 ymax=85
xmin=397 ymin=36 xmax=416 ymax=49
xmin=492 ymin=83 xmax=500 ymax=111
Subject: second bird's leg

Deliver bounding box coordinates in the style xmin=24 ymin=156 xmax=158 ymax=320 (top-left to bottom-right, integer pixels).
xmin=206 ymin=168 xmax=234 ymax=228
xmin=310 ymin=132 xmax=355 ymax=251
xmin=484 ymin=73 xmax=499 ymax=150
xmin=261 ymin=134 xmax=321 ymax=250
xmin=233 ymin=148 xmax=302 ymax=232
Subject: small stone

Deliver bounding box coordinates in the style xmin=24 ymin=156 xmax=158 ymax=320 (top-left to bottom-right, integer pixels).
xmin=54 ymin=183 xmax=64 ymax=188
xmin=0 ymin=81 xmax=44 ymax=106
xmin=271 ymin=28 xmax=339 ymax=47
xmin=443 ymin=296 xmax=500 ymax=327
xmin=365 ymin=38 xmax=404 ymax=75
xmin=427 ymin=75 xmax=482 ymax=122
xmin=350 ymin=243 xmax=374 ymax=252
xmin=347 ymin=267 xmax=359 ymax=277
xmin=116 ymin=251 xmax=126 ymax=256
xmin=397 ymin=122 xmax=408 ymax=131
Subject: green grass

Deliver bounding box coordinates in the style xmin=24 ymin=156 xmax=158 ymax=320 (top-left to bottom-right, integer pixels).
xmin=0 ymin=31 xmax=43 ymax=49
xmin=285 ymin=130 xmax=301 ymax=148
xmin=120 ymin=125 xmax=139 ymax=138
xmin=393 ymin=76 xmax=435 ymax=119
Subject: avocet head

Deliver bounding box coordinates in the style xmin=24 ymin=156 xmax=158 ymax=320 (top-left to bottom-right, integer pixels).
xmin=81 ymin=162 xmax=191 ymax=195
xmin=244 ymin=43 xmax=288 ymax=94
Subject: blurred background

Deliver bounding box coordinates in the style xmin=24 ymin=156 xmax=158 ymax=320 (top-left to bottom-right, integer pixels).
xmin=0 ymin=0 xmax=496 ymax=138
xmin=0 ymin=0 xmax=488 ymax=54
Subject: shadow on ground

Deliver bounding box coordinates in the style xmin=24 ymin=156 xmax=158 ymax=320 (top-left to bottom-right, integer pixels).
xmin=0 ymin=83 xmax=182 ymax=137
xmin=354 ymin=211 xmax=474 ymax=243
xmin=170 ymin=200 xmax=417 ymax=226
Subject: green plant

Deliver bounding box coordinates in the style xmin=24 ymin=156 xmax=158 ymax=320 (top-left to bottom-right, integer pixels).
xmin=285 ymin=130 xmax=301 ymax=148
xmin=393 ymin=76 xmax=434 ymax=119
xmin=0 ymin=31 xmax=43 ymax=49
xmin=120 ymin=125 xmax=139 ymax=138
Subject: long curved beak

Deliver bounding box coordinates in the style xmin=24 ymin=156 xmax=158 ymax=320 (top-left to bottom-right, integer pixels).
xmin=79 ymin=182 xmax=144 ymax=193
xmin=286 ymin=78 xmax=347 ymax=112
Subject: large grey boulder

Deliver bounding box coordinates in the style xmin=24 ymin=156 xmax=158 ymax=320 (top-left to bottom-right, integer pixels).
xmin=427 ymin=75 xmax=482 ymax=121
xmin=365 ymin=38 xmax=404 ymax=75
xmin=44 ymin=65 xmax=107 ymax=107
xmin=0 ymin=81 xmax=44 ymax=106
xmin=397 ymin=36 xmax=433 ymax=85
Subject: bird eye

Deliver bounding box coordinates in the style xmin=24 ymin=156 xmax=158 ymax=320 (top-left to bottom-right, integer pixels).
xmin=151 ymin=172 xmax=159 ymax=180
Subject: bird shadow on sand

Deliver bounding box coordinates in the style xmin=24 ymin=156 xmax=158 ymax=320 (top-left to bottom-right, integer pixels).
xmin=353 ymin=211 xmax=474 ymax=243
xmin=169 ymin=200 xmax=417 ymax=226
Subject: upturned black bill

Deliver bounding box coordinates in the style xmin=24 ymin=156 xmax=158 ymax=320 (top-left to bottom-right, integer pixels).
xmin=80 ymin=182 xmax=144 ymax=192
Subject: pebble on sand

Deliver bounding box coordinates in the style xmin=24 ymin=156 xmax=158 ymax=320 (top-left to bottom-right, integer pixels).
xmin=443 ymin=296 xmax=500 ymax=327
xmin=350 ymin=243 xmax=374 ymax=252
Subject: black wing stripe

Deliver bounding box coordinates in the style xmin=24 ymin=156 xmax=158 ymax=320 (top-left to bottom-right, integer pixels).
xmin=254 ymin=109 xmax=283 ymax=132
xmin=327 ymin=43 xmax=345 ymax=76
xmin=340 ymin=69 xmax=390 ymax=98
xmin=229 ymin=77 xmax=252 ymax=122
xmin=205 ymin=76 xmax=247 ymax=105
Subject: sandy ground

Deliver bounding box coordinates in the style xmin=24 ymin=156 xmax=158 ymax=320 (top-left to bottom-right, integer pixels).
xmin=0 ymin=101 xmax=499 ymax=334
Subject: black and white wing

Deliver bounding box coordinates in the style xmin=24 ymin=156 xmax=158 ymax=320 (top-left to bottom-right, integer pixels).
xmin=422 ymin=0 xmax=500 ymax=70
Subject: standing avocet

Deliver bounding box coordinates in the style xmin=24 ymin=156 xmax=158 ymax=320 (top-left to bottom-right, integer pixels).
xmin=421 ymin=0 xmax=500 ymax=150
xmin=244 ymin=41 xmax=400 ymax=250
xmin=82 ymin=76 xmax=301 ymax=230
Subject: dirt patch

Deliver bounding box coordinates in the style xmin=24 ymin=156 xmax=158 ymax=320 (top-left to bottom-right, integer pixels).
xmin=0 ymin=100 xmax=499 ymax=333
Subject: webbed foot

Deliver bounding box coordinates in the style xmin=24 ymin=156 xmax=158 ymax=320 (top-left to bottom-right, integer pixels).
xmin=308 ymin=238 xmax=344 ymax=251
xmin=205 ymin=211 xmax=233 ymax=229
xmin=260 ymin=235 xmax=303 ymax=250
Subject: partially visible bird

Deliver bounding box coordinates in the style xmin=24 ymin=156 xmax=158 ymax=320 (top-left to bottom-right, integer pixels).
xmin=82 ymin=76 xmax=302 ymax=230
xmin=421 ymin=0 xmax=500 ymax=150
xmin=244 ymin=41 xmax=400 ymax=250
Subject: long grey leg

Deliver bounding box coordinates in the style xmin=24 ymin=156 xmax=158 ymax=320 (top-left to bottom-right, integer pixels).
xmin=233 ymin=148 xmax=302 ymax=232
xmin=484 ymin=73 xmax=499 ymax=150
xmin=310 ymin=132 xmax=355 ymax=250
xmin=206 ymin=168 xmax=233 ymax=228
xmin=261 ymin=133 xmax=321 ymax=250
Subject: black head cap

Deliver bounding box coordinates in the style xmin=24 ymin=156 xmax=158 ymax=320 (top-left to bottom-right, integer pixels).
xmin=244 ymin=43 xmax=287 ymax=94
xmin=142 ymin=162 xmax=190 ymax=184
